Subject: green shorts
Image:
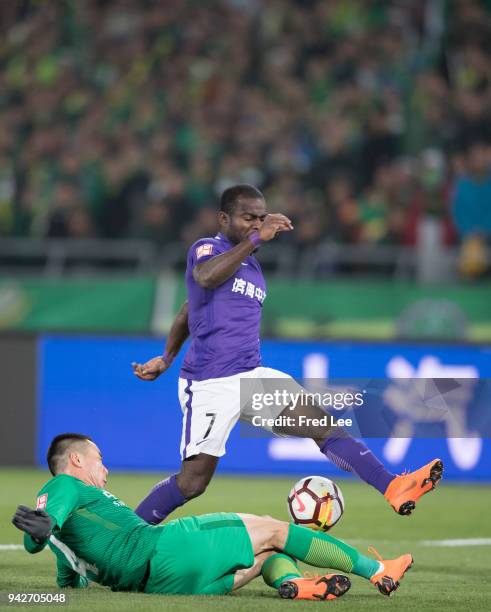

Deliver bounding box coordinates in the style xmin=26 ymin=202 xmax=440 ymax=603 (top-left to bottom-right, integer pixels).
xmin=144 ymin=512 xmax=254 ymax=595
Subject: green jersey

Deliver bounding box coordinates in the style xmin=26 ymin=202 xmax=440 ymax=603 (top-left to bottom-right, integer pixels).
xmin=24 ymin=474 xmax=160 ymax=592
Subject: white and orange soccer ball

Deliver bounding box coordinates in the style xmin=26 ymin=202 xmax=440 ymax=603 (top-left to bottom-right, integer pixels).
xmin=287 ymin=476 xmax=345 ymax=532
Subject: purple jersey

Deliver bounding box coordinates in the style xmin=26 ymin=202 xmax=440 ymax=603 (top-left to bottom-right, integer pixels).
xmin=180 ymin=233 xmax=266 ymax=381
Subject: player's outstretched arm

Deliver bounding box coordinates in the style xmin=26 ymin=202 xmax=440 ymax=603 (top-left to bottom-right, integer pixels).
xmin=132 ymin=301 xmax=189 ymax=381
xmin=193 ymin=214 xmax=293 ymax=289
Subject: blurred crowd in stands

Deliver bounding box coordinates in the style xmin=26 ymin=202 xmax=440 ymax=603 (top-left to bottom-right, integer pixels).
xmin=0 ymin=0 xmax=491 ymax=275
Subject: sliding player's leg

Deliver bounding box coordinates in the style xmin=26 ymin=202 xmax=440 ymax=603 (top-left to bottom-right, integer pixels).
xmin=260 ymin=552 xmax=350 ymax=601
xmin=231 ymin=550 xmax=278 ymax=591
xmin=196 ymin=553 xmax=270 ymax=596
xmin=237 ymin=513 xmax=413 ymax=597
xmin=200 ymin=550 xmax=300 ymax=595
xmin=229 ymin=546 xmax=350 ymax=601
xmin=229 ymin=549 xmax=351 ymax=601
xmin=144 ymin=512 xmax=350 ymax=599
xmin=163 ymin=530 xmax=287 ymax=595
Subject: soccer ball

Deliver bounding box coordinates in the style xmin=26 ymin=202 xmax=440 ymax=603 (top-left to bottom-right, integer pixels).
xmin=287 ymin=476 xmax=344 ymax=531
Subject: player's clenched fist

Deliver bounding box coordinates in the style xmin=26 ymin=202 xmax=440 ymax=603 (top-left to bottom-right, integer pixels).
xmin=258 ymin=213 xmax=293 ymax=241
xmin=132 ymin=356 xmax=168 ymax=381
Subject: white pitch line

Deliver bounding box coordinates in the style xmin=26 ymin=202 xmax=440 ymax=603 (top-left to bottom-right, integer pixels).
xmin=0 ymin=544 xmax=48 ymax=551
xmin=2 ymin=538 xmax=491 ymax=552
xmin=331 ymin=538 xmax=491 ymax=547
xmin=420 ymin=538 xmax=491 ymax=547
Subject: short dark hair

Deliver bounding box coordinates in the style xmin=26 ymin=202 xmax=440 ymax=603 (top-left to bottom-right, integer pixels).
xmin=220 ymin=184 xmax=264 ymax=215
xmin=47 ymin=433 xmax=93 ymax=476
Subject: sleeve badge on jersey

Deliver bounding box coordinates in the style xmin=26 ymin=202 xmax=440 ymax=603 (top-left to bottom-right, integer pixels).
xmin=36 ymin=493 xmax=48 ymax=510
xmin=196 ymin=243 xmax=214 ymax=259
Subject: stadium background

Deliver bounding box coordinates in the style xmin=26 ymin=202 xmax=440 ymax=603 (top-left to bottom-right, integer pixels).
xmin=1 ymin=1 xmax=490 ymax=610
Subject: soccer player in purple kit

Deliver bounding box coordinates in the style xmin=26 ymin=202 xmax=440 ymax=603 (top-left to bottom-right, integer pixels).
xmin=132 ymin=184 xmax=443 ymax=525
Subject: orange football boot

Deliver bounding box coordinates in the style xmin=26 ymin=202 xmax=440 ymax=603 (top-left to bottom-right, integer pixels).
xmin=278 ymin=574 xmax=351 ymax=600
xmin=369 ymin=548 xmax=414 ymax=596
xmin=384 ymin=458 xmax=444 ymax=515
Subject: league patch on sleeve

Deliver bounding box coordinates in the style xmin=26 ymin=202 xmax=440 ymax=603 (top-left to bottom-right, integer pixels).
xmin=196 ymin=243 xmax=214 ymax=259
xmin=36 ymin=493 xmax=48 ymax=510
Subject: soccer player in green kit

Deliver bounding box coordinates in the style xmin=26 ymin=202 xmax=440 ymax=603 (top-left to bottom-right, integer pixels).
xmin=12 ymin=433 xmax=413 ymax=600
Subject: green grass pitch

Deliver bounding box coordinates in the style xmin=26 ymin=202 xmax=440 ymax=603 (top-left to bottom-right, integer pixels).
xmin=1 ymin=468 xmax=490 ymax=611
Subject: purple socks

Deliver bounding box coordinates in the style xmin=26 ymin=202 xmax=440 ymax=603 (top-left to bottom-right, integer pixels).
xmin=320 ymin=434 xmax=395 ymax=494
xmin=135 ymin=474 xmax=187 ymax=524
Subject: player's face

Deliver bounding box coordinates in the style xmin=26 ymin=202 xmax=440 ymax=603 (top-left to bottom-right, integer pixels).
xmin=220 ymin=197 xmax=267 ymax=244
xmin=80 ymin=442 xmax=108 ymax=489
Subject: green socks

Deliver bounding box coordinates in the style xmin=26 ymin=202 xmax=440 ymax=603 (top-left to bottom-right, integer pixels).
xmin=262 ymin=553 xmax=301 ymax=589
xmin=283 ymin=523 xmax=381 ymax=580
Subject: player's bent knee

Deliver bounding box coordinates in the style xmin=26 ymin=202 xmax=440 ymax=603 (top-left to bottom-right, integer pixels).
xmin=271 ymin=520 xmax=290 ymax=549
xmin=181 ymin=481 xmax=208 ymax=500
xmin=257 ymin=516 xmax=289 ymax=548
xmin=175 ymin=475 xmax=209 ymax=500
